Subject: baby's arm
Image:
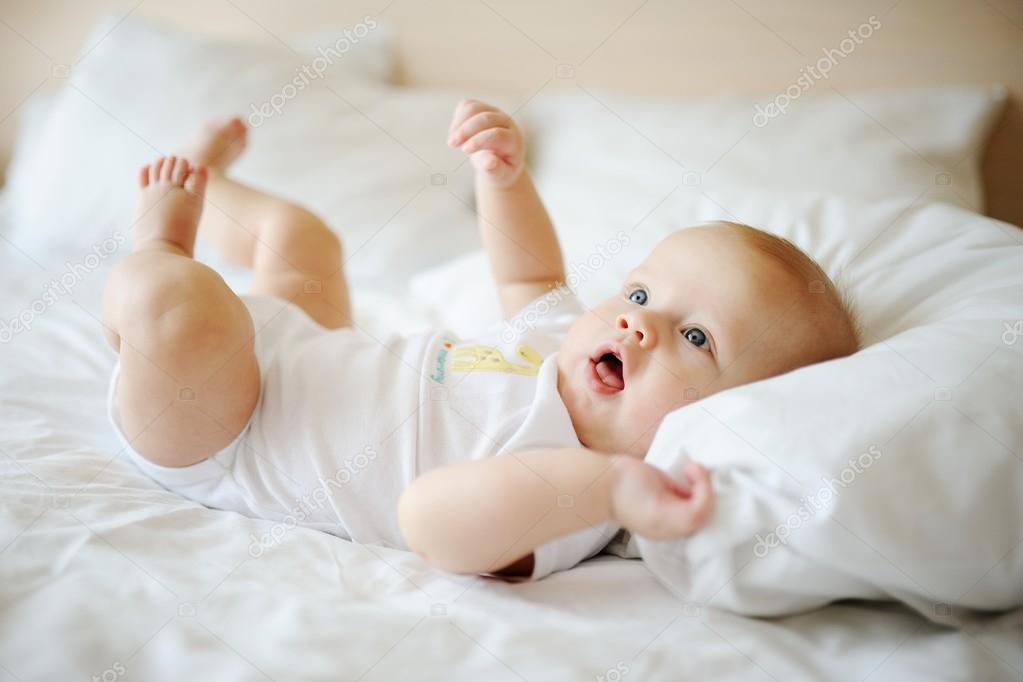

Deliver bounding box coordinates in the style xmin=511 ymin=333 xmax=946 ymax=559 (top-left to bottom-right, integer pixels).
xmin=398 ymin=448 xmax=714 ymax=577
xmin=448 ymin=100 xmax=565 ymax=319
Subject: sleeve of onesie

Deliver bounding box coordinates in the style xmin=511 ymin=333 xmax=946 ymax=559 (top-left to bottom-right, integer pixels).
xmin=506 ymin=287 xmax=613 ymax=580
xmin=528 ymin=519 xmax=620 ymax=580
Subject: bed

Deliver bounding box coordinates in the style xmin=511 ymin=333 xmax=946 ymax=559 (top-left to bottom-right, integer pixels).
xmin=1 ymin=7 xmax=1022 ymax=681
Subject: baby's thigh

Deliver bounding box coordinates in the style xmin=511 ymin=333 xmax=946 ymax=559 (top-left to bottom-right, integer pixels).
xmin=111 ymin=256 xmax=261 ymax=467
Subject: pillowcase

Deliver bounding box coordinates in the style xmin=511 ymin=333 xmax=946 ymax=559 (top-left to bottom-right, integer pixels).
xmin=520 ymin=86 xmax=1005 ymax=219
xmin=2 ymin=14 xmax=498 ymax=292
xmin=634 ymin=197 xmax=1023 ymax=624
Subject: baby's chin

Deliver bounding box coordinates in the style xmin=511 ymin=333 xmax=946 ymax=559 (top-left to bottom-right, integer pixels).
xmin=574 ymin=420 xmax=652 ymax=458
xmin=557 ymin=356 xmax=657 ymax=457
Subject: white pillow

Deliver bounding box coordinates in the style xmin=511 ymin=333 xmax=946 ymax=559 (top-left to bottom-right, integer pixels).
xmin=520 ymin=87 xmax=1005 ymax=222
xmin=3 ymin=15 xmax=498 ymax=290
xmin=636 ymin=199 xmax=1023 ymax=625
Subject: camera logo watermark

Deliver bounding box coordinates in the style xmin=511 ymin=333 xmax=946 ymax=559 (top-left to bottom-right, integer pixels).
xmin=1 ymin=231 xmax=127 ymax=343
xmin=248 ymin=15 xmax=378 ymax=127
xmin=753 ymin=15 xmax=881 ymax=127
xmin=752 ymin=445 xmax=882 ymax=558
xmin=595 ymin=661 xmax=629 ymax=682
xmin=248 ymin=444 xmax=378 ymax=557
xmin=500 ymin=230 xmax=632 ymax=343
xmin=1002 ymin=320 xmax=1022 ymax=346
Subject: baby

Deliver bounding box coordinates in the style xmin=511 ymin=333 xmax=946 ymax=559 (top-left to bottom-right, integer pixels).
xmin=103 ymin=100 xmax=859 ymax=580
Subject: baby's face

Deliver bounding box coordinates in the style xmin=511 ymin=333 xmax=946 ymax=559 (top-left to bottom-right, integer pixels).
xmin=557 ymin=226 xmax=811 ymax=457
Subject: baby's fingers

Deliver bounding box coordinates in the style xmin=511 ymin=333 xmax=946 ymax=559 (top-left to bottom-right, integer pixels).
xmin=448 ymin=110 xmax=512 ymax=147
xmin=460 ymin=127 xmax=518 ymax=160
xmin=469 ymin=150 xmax=501 ymax=173
xmin=675 ymin=462 xmax=714 ymax=534
xmin=447 ymin=99 xmax=498 ymax=137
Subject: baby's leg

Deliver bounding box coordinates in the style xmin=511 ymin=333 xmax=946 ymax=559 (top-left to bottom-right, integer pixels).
xmin=186 ymin=118 xmax=351 ymax=329
xmin=101 ymin=156 xmax=260 ymax=468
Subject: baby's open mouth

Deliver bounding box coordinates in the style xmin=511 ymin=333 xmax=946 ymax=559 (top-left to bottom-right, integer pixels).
xmin=587 ymin=344 xmax=626 ymax=394
xmin=595 ymin=352 xmax=625 ymax=389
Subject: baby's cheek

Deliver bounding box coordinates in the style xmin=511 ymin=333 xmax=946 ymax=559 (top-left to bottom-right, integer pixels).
xmin=630 ymin=390 xmax=676 ymax=440
xmin=563 ymin=322 xmax=592 ymax=356
xmin=647 ymin=381 xmax=694 ymax=425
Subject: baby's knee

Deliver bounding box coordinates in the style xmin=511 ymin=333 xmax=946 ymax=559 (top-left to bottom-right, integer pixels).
xmin=262 ymin=207 xmax=342 ymax=272
xmin=108 ymin=253 xmax=246 ymax=347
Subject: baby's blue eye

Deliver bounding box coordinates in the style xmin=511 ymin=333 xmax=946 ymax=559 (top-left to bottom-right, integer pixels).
xmin=627 ymin=288 xmax=648 ymax=305
xmin=684 ymin=327 xmax=709 ymax=349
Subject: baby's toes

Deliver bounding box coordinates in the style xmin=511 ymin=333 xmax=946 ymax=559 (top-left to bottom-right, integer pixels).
xmin=172 ymin=157 xmax=190 ymax=186
xmin=139 ymin=163 xmax=151 ymax=188
xmin=161 ymin=155 xmax=177 ymax=182
xmin=151 ymin=157 xmax=166 ymax=183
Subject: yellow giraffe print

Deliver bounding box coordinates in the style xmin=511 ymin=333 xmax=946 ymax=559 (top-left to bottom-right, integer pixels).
xmin=449 ymin=344 xmax=544 ymax=376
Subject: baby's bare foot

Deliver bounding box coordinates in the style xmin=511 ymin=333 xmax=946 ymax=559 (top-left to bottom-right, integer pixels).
xmin=184 ymin=117 xmax=247 ymax=173
xmin=131 ymin=156 xmax=208 ymax=257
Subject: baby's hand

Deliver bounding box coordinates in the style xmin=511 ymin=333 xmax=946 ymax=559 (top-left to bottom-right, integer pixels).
xmin=447 ymin=99 xmax=524 ymax=188
xmin=610 ymin=458 xmax=714 ymax=540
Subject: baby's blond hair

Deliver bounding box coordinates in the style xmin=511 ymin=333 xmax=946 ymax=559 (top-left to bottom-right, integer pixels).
xmin=717 ymin=221 xmax=861 ymax=365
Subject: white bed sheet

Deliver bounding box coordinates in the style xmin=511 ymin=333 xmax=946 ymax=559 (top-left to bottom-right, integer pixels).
xmin=1 ymin=207 xmax=1021 ymax=681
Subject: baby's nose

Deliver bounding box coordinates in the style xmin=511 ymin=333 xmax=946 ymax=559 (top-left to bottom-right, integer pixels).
xmin=616 ymin=313 xmax=656 ymax=347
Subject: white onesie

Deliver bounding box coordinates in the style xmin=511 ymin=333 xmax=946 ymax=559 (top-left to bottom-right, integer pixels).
xmin=108 ymin=290 xmax=618 ymax=580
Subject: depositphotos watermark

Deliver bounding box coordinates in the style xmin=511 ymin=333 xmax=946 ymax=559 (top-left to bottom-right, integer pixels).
xmin=248 ymin=445 xmax=378 ymax=557
xmin=753 ymin=15 xmax=881 ymax=127
xmin=91 ymin=661 xmax=126 ymax=682
xmin=247 ymin=15 xmax=379 ymax=127
xmin=1 ymin=231 xmax=127 ymax=343
xmin=500 ymin=230 xmax=632 ymax=343
xmin=752 ymin=445 xmax=882 ymax=558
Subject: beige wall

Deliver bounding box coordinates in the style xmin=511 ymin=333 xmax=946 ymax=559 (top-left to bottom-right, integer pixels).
xmin=1 ymin=0 xmax=1021 ymax=225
